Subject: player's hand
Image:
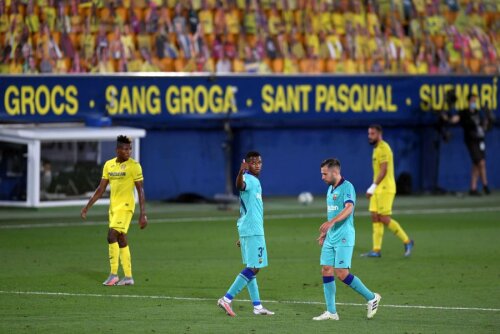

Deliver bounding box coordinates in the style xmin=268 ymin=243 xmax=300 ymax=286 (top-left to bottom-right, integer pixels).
xmin=320 ymin=221 xmax=334 ymax=234
xmin=317 ymin=232 xmax=326 ymax=246
xmin=366 ymin=183 xmax=377 ymax=198
xmin=80 ymin=207 xmax=88 ymax=220
xmin=139 ymin=214 xmax=148 ymax=229
xmin=236 ymin=239 xmax=241 ymax=247
xmin=239 ymin=159 xmax=249 ymax=173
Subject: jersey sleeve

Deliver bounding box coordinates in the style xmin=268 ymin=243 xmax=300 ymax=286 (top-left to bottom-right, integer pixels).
xmin=343 ymin=184 xmax=356 ymax=207
xmin=132 ymin=162 xmax=144 ymax=182
xmin=242 ymin=174 xmax=253 ymax=191
xmin=101 ymin=161 xmax=109 ymax=180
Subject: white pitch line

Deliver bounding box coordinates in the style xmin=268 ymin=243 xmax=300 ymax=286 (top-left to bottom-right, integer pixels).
xmin=0 ymin=290 xmax=498 ymax=313
xmin=1 ymin=206 xmax=499 ymax=230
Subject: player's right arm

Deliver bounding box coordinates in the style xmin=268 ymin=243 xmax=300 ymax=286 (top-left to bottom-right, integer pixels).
xmin=81 ymin=178 xmax=109 ymax=220
xmin=235 ymin=159 xmax=249 ymax=191
xmin=366 ymin=148 xmax=389 ymax=198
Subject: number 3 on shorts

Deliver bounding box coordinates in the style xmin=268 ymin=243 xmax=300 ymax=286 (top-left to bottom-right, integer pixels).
xmin=258 ymin=247 xmax=264 ymax=257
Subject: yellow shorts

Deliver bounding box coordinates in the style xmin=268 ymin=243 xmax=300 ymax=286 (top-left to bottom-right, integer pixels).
xmin=369 ymin=192 xmax=395 ymax=216
xmin=109 ymin=210 xmax=134 ymax=234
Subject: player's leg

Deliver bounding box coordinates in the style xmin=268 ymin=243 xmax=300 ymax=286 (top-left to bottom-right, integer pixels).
xmin=334 ymin=247 xmax=381 ymax=319
xmin=218 ymin=236 xmax=272 ymax=316
xmin=103 ymin=227 xmax=120 ymax=286
xmin=114 ymin=211 xmax=134 ymax=286
xmin=378 ymin=193 xmax=414 ymax=256
xmin=116 ymin=233 xmax=134 ymax=285
xmin=366 ymin=193 xmax=384 ymax=257
xmin=379 ymin=213 xmax=413 ymax=256
xmin=313 ymin=240 xmax=339 ymax=320
xmin=244 ymin=236 xmax=273 ymax=315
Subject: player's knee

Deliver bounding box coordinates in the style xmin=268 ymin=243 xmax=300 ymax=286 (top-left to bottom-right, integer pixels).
xmin=322 ymin=266 xmax=334 ymax=276
xmin=334 ymin=268 xmax=349 ymax=280
xmin=379 ymin=215 xmax=391 ymax=224
xmin=118 ymin=238 xmax=128 ymax=248
xmin=107 ymin=230 xmax=118 ymax=243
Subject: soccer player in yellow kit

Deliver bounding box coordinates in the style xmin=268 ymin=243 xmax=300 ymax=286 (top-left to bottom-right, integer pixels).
xmin=362 ymin=125 xmax=414 ymax=258
xmin=81 ymin=135 xmax=147 ymax=285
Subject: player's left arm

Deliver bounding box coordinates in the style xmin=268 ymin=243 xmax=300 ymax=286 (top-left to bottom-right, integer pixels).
xmin=319 ymin=202 xmax=354 ymax=234
xmin=135 ymin=180 xmax=147 ymax=229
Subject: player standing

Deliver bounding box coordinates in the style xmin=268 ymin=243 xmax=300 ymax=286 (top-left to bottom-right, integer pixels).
xmin=217 ymin=151 xmax=274 ymax=316
xmin=81 ymin=135 xmax=147 ymax=286
xmin=314 ymin=158 xmax=381 ymax=321
xmin=362 ymin=125 xmax=414 ymax=257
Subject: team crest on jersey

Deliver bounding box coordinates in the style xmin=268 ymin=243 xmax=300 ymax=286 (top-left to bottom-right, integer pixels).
xmin=333 ymin=193 xmax=338 ymax=200
xmin=120 ymin=164 xmax=126 ymax=170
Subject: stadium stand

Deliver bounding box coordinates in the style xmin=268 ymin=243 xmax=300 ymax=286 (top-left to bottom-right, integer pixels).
xmin=0 ymin=0 xmax=498 ymax=74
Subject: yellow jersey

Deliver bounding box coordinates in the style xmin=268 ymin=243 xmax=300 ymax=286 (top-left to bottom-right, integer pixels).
xmin=372 ymin=140 xmax=396 ymax=193
xmin=102 ymin=158 xmax=144 ymax=213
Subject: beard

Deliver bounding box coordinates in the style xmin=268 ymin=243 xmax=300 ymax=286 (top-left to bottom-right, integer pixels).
xmin=369 ymin=139 xmax=377 ymax=145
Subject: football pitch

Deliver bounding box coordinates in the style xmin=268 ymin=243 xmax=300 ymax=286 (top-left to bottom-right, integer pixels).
xmin=0 ymin=194 xmax=499 ymax=333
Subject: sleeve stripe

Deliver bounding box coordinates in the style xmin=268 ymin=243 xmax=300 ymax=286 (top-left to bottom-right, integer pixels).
xmin=344 ymin=200 xmax=355 ymax=205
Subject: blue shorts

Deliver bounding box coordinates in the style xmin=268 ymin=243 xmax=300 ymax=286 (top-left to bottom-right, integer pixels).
xmin=320 ymin=239 xmax=353 ymax=268
xmin=240 ymin=235 xmax=268 ymax=269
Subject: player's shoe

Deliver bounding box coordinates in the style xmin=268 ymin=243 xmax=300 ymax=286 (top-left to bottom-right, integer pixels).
xmin=361 ymin=250 xmax=382 ymax=258
xmin=404 ymin=240 xmax=414 ymax=257
xmin=253 ymin=306 xmax=275 ymax=315
xmin=312 ymin=311 xmax=339 ymax=321
xmin=102 ymin=274 xmax=119 ymax=286
xmin=367 ymin=293 xmax=381 ymax=319
xmin=217 ymin=298 xmax=236 ymax=317
xmin=116 ymin=277 xmax=135 ymax=286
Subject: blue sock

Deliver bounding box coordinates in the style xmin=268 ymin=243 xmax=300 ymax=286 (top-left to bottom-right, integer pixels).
xmin=247 ymin=277 xmax=261 ymax=306
xmin=225 ymin=268 xmax=254 ymax=301
xmin=342 ymin=274 xmax=375 ymax=301
xmin=323 ymin=276 xmax=336 ymax=314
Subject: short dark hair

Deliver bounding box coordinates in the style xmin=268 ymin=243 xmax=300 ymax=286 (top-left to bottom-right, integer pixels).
xmin=245 ymin=151 xmax=261 ymax=160
xmin=117 ymin=135 xmax=131 ymax=147
xmin=369 ymin=124 xmax=383 ymax=133
xmin=321 ymin=158 xmax=341 ymax=170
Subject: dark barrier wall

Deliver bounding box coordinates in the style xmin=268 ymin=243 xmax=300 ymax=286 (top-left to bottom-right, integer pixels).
xmin=1 ymin=75 xmax=498 ymax=199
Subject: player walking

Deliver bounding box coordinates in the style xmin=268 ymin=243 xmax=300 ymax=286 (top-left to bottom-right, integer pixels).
xmin=81 ymin=135 xmax=147 ymax=286
xmin=362 ymin=125 xmax=414 ymax=258
xmin=314 ymin=158 xmax=381 ymax=321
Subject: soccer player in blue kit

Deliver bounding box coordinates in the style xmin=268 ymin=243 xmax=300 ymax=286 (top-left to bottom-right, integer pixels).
xmin=314 ymin=158 xmax=381 ymax=321
xmin=217 ymin=151 xmax=274 ymax=317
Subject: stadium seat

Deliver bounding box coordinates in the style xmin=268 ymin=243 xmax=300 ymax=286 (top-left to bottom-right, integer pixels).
xmin=272 ymin=58 xmax=284 ymax=73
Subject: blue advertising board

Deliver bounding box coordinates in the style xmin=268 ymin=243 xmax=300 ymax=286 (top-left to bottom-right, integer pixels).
xmin=0 ymin=75 xmax=498 ymax=124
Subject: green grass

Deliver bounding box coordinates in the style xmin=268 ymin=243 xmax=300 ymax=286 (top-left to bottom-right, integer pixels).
xmin=0 ymin=195 xmax=499 ymax=333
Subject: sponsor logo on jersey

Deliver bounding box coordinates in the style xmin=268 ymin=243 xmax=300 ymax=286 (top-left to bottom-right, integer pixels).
xmin=328 ymin=205 xmax=339 ymax=211
xmin=109 ymin=172 xmax=126 ymax=177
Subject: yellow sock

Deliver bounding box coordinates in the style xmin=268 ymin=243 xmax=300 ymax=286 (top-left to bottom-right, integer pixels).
xmin=109 ymin=242 xmax=119 ymax=275
xmin=120 ymin=246 xmax=132 ymax=277
xmin=372 ymin=222 xmax=384 ymax=252
xmin=387 ymin=219 xmax=410 ymax=244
